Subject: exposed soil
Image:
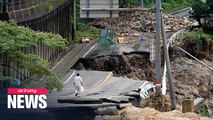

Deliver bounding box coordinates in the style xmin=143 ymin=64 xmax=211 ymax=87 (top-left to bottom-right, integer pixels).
xmin=118 ymin=107 xmax=211 ymax=120
xmin=72 ymin=9 xmax=213 ymax=119
xmin=72 ymin=37 xmax=213 ymax=118
xmin=72 ymin=53 xmax=156 ymax=82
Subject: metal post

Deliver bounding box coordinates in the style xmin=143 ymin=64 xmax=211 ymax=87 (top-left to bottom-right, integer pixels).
xmin=120 ymin=0 xmax=123 ymax=7
xmin=110 ymin=0 xmax=113 ymax=17
xmin=73 ymin=0 xmax=76 ymax=31
xmin=86 ymin=0 xmax=89 ymax=18
xmin=11 ymin=0 xmax=14 ymax=12
xmin=30 ymin=0 xmax=33 ymax=7
xmin=155 ymin=0 xmax=161 ymax=93
xmin=67 ymin=4 xmax=70 ymax=41
xmin=19 ymin=0 xmax=21 ymax=9
xmin=4 ymin=0 xmax=8 ymax=12
xmin=0 ymin=0 xmax=2 ymax=13
xmin=141 ymin=0 xmax=144 ymax=8
xmin=161 ymin=13 xmax=176 ymax=110
xmin=25 ymin=0 xmax=28 ymax=8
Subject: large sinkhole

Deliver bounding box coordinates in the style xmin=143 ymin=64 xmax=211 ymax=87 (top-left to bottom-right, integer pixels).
xmin=72 ymin=52 xmax=156 ymax=82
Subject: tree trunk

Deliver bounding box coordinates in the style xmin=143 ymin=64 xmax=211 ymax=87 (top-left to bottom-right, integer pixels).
xmin=196 ymin=17 xmax=202 ymax=27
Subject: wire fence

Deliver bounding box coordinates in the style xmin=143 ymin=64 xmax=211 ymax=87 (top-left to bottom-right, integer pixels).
xmin=7 ymin=0 xmax=44 ymax=12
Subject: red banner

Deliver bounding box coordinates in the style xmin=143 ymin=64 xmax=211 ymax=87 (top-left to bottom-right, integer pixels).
xmin=8 ymin=88 xmax=47 ymax=94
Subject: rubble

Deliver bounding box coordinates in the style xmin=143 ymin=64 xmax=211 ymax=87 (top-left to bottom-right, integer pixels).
xmin=171 ymin=57 xmax=213 ymax=102
xmin=86 ymin=8 xmax=213 ymax=120
xmin=90 ymin=11 xmax=193 ymax=42
xmin=96 ymin=107 xmax=211 ymax=120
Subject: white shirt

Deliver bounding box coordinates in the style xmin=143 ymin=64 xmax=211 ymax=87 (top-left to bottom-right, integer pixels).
xmin=73 ymin=76 xmax=83 ymax=87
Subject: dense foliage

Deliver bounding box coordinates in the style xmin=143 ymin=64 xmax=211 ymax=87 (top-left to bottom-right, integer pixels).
xmin=43 ymin=0 xmax=65 ymax=11
xmin=181 ymin=29 xmax=213 ymax=59
xmin=191 ymin=0 xmax=213 ymax=30
xmin=0 ymin=20 xmax=67 ymax=92
xmin=73 ymin=0 xmax=100 ymax=42
xmin=162 ymin=0 xmax=190 ymax=12
xmin=122 ymin=0 xmax=191 ymax=12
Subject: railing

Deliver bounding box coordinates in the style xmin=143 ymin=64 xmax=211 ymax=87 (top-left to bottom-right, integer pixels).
xmin=0 ymin=0 xmax=72 ymax=89
xmin=168 ymin=28 xmax=190 ymax=46
xmin=0 ymin=43 xmax=61 ymax=88
xmin=6 ymin=0 xmax=44 ymax=12
xmin=162 ymin=27 xmax=190 ymax=95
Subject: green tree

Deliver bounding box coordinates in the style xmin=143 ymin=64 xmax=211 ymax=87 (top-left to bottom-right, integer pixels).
xmin=122 ymin=0 xmax=140 ymax=6
xmin=191 ymin=0 xmax=213 ymax=30
xmin=0 ymin=20 xmax=67 ymax=92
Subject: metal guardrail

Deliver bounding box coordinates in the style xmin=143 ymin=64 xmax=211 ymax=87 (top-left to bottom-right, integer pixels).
xmin=163 ymin=25 xmax=213 ymax=98
xmin=168 ymin=28 xmax=190 ymax=46
xmin=162 ymin=27 xmax=190 ymax=95
xmin=6 ymin=0 xmax=44 ymax=12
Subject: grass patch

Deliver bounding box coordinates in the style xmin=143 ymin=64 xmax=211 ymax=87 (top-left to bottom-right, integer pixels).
xmin=162 ymin=0 xmax=191 ymax=13
xmin=180 ymin=29 xmax=213 ymax=59
xmin=75 ymin=21 xmax=100 ymax=43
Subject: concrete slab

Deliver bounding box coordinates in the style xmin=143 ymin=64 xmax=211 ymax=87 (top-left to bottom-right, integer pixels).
xmin=47 ymin=70 xmax=152 ymax=109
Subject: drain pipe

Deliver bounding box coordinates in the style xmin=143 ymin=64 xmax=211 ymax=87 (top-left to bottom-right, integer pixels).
xmin=161 ymin=14 xmax=176 ymax=110
xmin=178 ymin=47 xmax=213 ymax=71
xmin=162 ymin=61 xmax=167 ymax=95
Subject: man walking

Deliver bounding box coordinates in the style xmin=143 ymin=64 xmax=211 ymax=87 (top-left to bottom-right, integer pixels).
xmin=73 ymin=73 xmax=84 ymax=97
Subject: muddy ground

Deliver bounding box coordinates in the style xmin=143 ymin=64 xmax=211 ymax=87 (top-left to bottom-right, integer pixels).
xmin=72 ymin=11 xmax=213 ymax=119
xmin=72 ymin=39 xmax=213 ymax=113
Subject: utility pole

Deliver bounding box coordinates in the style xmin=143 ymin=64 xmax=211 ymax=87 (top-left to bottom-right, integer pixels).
xmin=155 ymin=0 xmax=161 ymax=93
xmin=161 ymin=15 xmax=176 ymax=110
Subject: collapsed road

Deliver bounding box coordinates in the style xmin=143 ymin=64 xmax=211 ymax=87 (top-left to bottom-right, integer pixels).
xmin=45 ymin=42 xmax=155 ymax=119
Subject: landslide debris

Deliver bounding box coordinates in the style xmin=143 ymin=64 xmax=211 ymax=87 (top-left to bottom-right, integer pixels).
xmin=170 ymin=32 xmax=213 ymax=104
xmin=94 ymin=107 xmax=211 ymax=120
xmin=75 ymin=6 xmax=213 ymax=119
xmin=119 ymin=107 xmax=211 ymax=120
xmin=72 ymin=54 xmax=156 ymax=82
xmin=90 ymin=11 xmax=193 ymax=44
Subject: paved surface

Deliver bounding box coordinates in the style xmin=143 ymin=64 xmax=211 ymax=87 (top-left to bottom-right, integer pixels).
xmin=47 ymin=70 xmax=152 ymax=109
xmin=21 ymin=41 xmax=97 ymax=87
xmin=171 ymin=7 xmax=191 ymax=18
xmin=85 ymin=43 xmax=150 ymax=58
xmin=52 ymin=42 xmax=97 ymax=78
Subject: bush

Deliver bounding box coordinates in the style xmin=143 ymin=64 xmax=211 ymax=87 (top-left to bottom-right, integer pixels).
xmin=75 ymin=21 xmax=100 ymax=43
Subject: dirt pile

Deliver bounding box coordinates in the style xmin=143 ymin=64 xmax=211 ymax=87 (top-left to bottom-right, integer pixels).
xmin=170 ymin=37 xmax=213 ymax=104
xmin=95 ymin=107 xmax=211 ymax=120
xmin=119 ymin=107 xmax=211 ymax=120
xmin=73 ymin=54 xmax=156 ymax=81
xmin=90 ymin=11 xmax=192 ymax=38
xmin=171 ymin=57 xmax=212 ymax=102
xmin=140 ymin=93 xmax=171 ymax=112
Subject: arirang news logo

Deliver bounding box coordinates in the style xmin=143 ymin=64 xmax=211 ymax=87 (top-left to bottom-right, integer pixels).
xmin=7 ymin=88 xmax=47 ymax=109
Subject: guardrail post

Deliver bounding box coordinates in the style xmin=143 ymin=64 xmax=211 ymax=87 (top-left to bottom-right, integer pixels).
xmin=150 ymin=40 xmax=155 ymax=62
xmin=11 ymin=0 xmax=14 ymax=12
xmin=140 ymin=0 xmax=143 ymax=8
xmin=25 ymin=0 xmax=28 ymax=8
xmin=19 ymin=0 xmax=21 ymax=9
xmin=74 ymin=0 xmax=76 ymax=31
xmin=3 ymin=0 xmax=8 ymax=12
xmin=0 ymin=0 xmax=2 ymax=13
xmin=30 ymin=0 xmax=33 ymax=7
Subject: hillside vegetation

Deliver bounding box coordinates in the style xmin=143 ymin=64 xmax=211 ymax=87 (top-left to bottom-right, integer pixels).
xmin=0 ymin=20 xmax=67 ymax=92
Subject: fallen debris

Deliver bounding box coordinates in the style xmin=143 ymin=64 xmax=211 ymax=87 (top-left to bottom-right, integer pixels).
xmin=90 ymin=11 xmax=193 ymax=43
